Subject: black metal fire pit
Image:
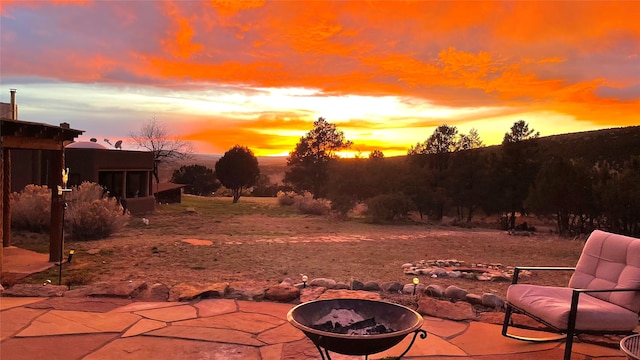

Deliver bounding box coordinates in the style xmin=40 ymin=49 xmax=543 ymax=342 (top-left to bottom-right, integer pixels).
xmin=287 ymin=298 xmax=426 ymax=359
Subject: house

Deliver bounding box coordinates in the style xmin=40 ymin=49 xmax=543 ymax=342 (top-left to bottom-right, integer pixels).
xmin=65 ymin=141 xmax=155 ymax=215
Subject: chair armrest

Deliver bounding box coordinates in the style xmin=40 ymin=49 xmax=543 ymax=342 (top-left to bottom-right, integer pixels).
xmin=566 ymin=287 xmax=640 ymax=334
xmin=512 ymin=266 xmax=576 ymax=284
xmin=573 ymin=288 xmax=640 ymax=294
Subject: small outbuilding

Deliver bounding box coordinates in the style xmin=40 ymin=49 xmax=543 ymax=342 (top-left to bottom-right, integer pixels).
xmin=153 ymin=182 xmax=185 ymax=204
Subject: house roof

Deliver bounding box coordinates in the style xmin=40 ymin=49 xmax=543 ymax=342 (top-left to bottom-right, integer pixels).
xmin=153 ymin=182 xmax=186 ymax=194
xmin=1 ymin=118 xmax=84 ymax=150
xmin=66 ymin=141 xmax=108 ymax=149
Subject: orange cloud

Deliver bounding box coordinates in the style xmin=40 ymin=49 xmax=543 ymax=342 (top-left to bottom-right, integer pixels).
xmin=160 ymin=2 xmax=203 ymax=59
xmin=2 ymin=0 xmax=640 ymax=156
xmin=209 ymin=0 xmax=265 ymax=16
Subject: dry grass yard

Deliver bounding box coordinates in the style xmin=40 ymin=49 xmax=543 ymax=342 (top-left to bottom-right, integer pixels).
xmin=11 ymin=195 xmax=587 ymax=299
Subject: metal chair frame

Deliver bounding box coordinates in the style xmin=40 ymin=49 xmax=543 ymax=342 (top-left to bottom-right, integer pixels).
xmin=502 ymin=266 xmax=639 ymax=360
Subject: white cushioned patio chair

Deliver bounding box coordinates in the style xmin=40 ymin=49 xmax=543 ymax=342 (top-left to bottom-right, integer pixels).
xmin=502 ymin=230 xmax=640 ymax=360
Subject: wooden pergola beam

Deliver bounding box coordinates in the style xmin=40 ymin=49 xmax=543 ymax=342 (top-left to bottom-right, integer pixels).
xmin=1 ymin=118 xmax=83 ymax=267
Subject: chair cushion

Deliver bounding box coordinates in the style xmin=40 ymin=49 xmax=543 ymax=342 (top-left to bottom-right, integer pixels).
xmin=569 ymin=230 xmax=640 ymax=313
xmin=507 ymin=284 xmax=639 ymax=332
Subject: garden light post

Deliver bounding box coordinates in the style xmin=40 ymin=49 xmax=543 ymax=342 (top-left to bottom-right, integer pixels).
xmin=412 ymin=277 xmax=419 ymax=296
xmin=58 ymin=168 xmax=71 ymax=285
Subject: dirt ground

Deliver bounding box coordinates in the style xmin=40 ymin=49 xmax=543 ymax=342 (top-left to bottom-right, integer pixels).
xmin=11 ymin=196 xmax=587 ymax=299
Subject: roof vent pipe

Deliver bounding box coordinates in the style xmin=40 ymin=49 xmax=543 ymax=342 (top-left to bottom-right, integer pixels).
xmin=10 ymin=89 xmax=17 ymax=120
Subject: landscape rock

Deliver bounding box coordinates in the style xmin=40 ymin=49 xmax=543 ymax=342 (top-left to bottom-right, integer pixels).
xmin=433 ymin=268 xmax=448 ymax=277
xmin=264 ymin=285 xmax=300 ymax=303
xmin=3 ymin=283 xmax=66 ymax=297
xmin=380 ymin=281 xmax=403 ymax=293
xmin=489 ymin=274 xmax=511 ymax=282
xmin=465 ymin=293 xmax=483 ymax=305
xmin=417 ymin=297 xmax=477 ymax=321
xmin=423 ymin=284 xmax=444 ymax=297
xmin=133 ymin=283 xmax=170 ymax=301
xmin=481 ymin=293 xmax=505 ymax=309
xmin=227 ymin=281 xmax=267 ymax=301
xmin=447 ymin=271 xmax=461 ymax=278
xmin=444 ymin=285 xmax=468 ymax=301
xmin=351 ymin=280 xmax=364 ymax=290
xmin=169 ymin=282 xmax=229 ymax=302
xmin=309 ymin=278 xmax=337 ymax=289
xmin=300 ymin=286 xmax=326 ymax=302
xmin=318 ymin=289 xmax=381 ymax=301
xmin=402 ymin=283 xmax=425 ymax=295
xmin=362 ymin=281 xmax=380 ymax=291
xmin=279 ymin=278 xmax=294 ymax=286
xmin=334 ymin=282 xmax=351 ymax=290
xmin=81 ymin=280 xmax=148 ymax=298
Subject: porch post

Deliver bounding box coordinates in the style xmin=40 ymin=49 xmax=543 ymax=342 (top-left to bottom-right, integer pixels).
xmin=49 ymin=149 xmax=64 ymax=263
xmin=2 ymin=148 xmax=11 ymax=248
xmin=1 ymin=145 xmax=4 ymax=273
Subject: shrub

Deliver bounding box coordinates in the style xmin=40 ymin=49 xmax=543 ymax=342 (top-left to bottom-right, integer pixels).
xmin=293 ymin=192 xmax=330 ymax=215
xmin=10 ymin=184 xmax=51 ymax=232
xmin=366 ymin=193 xmax=414 ymax=223
xmin=349 ymin=202 xmax=368 ymax=218
xmin=65 ymin=182 xmax=129 ymax=240
xmin=277 ymin=191 xmax=329 ymax=215
xmin=277 ymin=191 xmax=296 ymax=206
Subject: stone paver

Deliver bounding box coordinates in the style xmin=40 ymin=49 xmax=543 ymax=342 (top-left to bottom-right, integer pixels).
xmin=195 ymin=298 xmax=237 ymax=317
xmin=450 ymin=322 xmax=560 ymax=356
xmin=374 ymin=328 xmax=467 ymax=358
xmin=422 ymin=316 xmax=469 ymax=339
xmin=26 ymin=296 xmax=132 ymax=312
xmin=260 ymin=343 xmax=284 ymax=359
xmin=122 ymin=318 xmax=166 ymax=337
xmin=16 ymin=309 xmax=140 ymax=337
xmin=146 ymin=325 xmax=264 ymax=346
xmin=0 ymin=295 xmax=629 ymax=360
xmin=83 ymin=336 xmax=261 ymax=360
xmin=0 ymin=296 xmax=46 ymax=310
xmin=174 ymin=311 xmax=283 ymax=333
xmin=110 ymin=301 xmax=180 ymax=313
xmin=238 ymin=299 xmax=292 ymax=320
xmin=0 ymin=307 xmax=46 ymax=340
xmin=134 ymin=304 xmax=197 ymax=322
xmin=1 ymin=333 xmax=119 ymax=360
xmin=257 ymin=322 xmax=306 ymax=344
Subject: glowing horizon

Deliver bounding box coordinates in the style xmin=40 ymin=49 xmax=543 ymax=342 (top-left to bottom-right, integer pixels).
xmin=1 ymin=1 xmax=638 ymax=157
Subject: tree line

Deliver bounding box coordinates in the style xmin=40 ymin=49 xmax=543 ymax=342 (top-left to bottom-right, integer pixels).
xmin=143 ymin=116 xmax=640 ymax=237
xmin=284 ymin=118 xmax=640 ymax=237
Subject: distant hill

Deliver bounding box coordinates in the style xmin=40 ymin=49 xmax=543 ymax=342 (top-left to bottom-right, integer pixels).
xmin=158 ymin=126 xmax=640 ymax=184
xmin=533 ymin=126 xmax=640 ymax=164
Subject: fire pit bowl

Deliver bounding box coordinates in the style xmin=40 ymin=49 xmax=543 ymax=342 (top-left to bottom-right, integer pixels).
xmin=287 ymin=298 xmax=425 ymax=357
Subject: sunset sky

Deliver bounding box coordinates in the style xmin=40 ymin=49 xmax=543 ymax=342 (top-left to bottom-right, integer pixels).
xmin=1 ymin=1 xmax=639 ymax=156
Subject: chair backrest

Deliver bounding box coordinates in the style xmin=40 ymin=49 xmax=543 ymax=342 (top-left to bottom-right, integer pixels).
xmin=568 ymin=230 xmax=640 ymax=313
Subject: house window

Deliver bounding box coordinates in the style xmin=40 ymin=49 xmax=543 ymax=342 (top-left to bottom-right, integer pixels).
xmin=126 ymin=171 xmax=148 ymax=198
xmin=98 ymin=171 xmax=124 ymax=198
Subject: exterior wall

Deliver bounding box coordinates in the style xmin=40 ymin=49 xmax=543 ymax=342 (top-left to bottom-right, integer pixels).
xmin=124 ymin=196 xmax=156 ymax=215
xmin=65 ymin=148 xmax=155 ymax=214
xmin=10 ymin=149 xmax=47 ymax=190
xmin=156 ymin=188 xmax=182 ymax=204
